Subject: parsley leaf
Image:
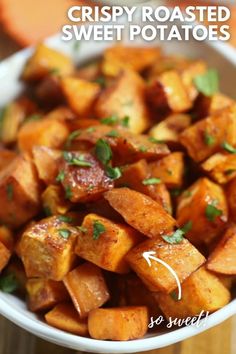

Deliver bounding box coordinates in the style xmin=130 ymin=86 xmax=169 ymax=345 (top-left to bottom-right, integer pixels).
xmin=194 ymin=69 xmax=219 ymax=97
xmin=95 ymin=139 xmax=112 ymax=165
xmin=56 ymin=170 xmax=65 ymax=183
xmin=121 ymin=116 xmax=130 ymax=127
xmin=6 ymin=184 xmax=13 ymax=201
xmin=139 ymin=146 xmax=148 ymax=152
xmin=93 ymin=221 xmax=106 ymax=240
xmin=162 ymin=229 xmax=185 ymax=244
xmin=101 ymin=115 xmax=118 ymax=126
xmin=221 ymin=141 xmax=236 ymax=154
xmin=63 ymin=152 xmax=92 ymax=167
xmin=0 ymin=273 xmax=18 ymax=293
xmin=105 ymin=166 xmax=122 ymax=180
xmin=65 ymin=130 xmax=81 ymax=148
xmin=148 ymin=137 xmax=165 ymax=144
xmin=65 ymin=186 xmax=73 ymax=200
xmin=94 ymin=76 xmax=106 ymax=88
xmin=142 ymin=178 xmax=161 ymax=186
xmin=58 ymin=229 xmax=71 ymax=239
xmin=205 ymin=202 xmax=223 ymax=222
xmin=77 ymin=226 xmax=87 ymax=234
xmin=181 ymin=221 xmax=193 ymax=233
xmin=58 ymin=215 xmax=73 ymax=223
xmin=204 ymin=132 xmax=215 ymax=146
xmin=106 ymin=130 xmax=119 ymax=138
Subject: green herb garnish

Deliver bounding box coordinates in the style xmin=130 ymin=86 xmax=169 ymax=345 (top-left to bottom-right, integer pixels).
xmin=56 ymin=170 xmax=65 ymax=183
xmin=204 ymin=132 xmax=215 ymax=146
xmin=142 ymin=178 xmax=161 ymax=186
xmin=6 ymin=184 xmax=13 ymax=201
xmin=162 ymin=229 xmax=185 ymax=244
xmin=86 ymin=127 xmax=96 ymax=133
xmin=170 ymin=290 xmax=179 ymax=302
xmin=77 ymin=226 xmax=87 ymax=234
xmin=194 ymin=69 xmax=219 ymax=97
xmin=101 ymin=115 xmax=118 ymax=126
xmin=170 ymin=188 xmax=183 ymax=197
xmin=95 ymin=139 xmax=112 ymax=165
xmin=148 ymin=137 xmax=165 ymax=144
xmin=65 ymin=186 xmax=73 ymax=200
xmin=121 ymin=116 xmax=130 ymax=127
xmin=93 ymin=221 xmax=106 ymax=240
xmin=181 ymin=221 xmax=193 ymax=233
xmin=63 ymin=152 xmax=92 ymax=167
xmin=139 ymin=146 xmax=148 ymax=152
xmin=183 ymin=190 xmax=192 ymax=198
xmin=205 ymin=201 xmax=223 ymax=222
xmin=58 ymin=215 xmax=73 ymax=223
xmin=65 ymin=130 xmax=81 ymax=148
xmin=87 ymin=185 xmax=94 ymax=191
xmin=44 ymin=206 xmax=52 ymax=217
xmin=106 ymin=130 xmax=119 ymax=138
xmin=58 ymin=229 xmax=71 ymax=239
xmin=221 ymin=141 xmax=236 ymax=154
xmin=105 ymin=166 xmax=122 ymax=180
xmin=50 ymin=68 xmax=60 ymax=76
xmin=24 ymin=114 xmax=42 ymax=124
xmin=0 ymin=274 xmax=18 ymax=293
xmin=94 ymin=76 xmax=106 ymax=88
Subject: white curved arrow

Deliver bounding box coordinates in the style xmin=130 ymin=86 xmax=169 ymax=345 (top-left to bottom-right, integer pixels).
xmin=142 ymin=251 xmax=182 ymax=301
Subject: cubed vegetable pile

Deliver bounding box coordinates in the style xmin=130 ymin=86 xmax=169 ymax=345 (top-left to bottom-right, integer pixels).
xmin=0 ymin=43 xmax=235 ymax=341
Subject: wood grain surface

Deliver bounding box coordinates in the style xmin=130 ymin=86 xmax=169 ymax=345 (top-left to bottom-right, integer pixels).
xmin=0 ymin=3 xmax=236 ymax=353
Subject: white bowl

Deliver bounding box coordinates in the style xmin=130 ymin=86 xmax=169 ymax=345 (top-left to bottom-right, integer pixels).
xmin=0 ymin=23 xmax=236 ymax=353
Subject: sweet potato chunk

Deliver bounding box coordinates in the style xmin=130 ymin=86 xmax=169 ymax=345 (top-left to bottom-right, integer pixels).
xmin=75 ymin=213 xmax=142 ymax=273
xmin=177 ymin=178 xmax=228 ymax=246
xmin=126 ymin=238 xmax=205 ymax=293
xmin=194 ymin=93 xmax=234 ymax=120
xmin=88 ymin=307 xmax=148 ymax=341
xmin=181 ymin=60 xmax=207 ymax=101
xmin=149 ymin=152 xmax=185 ymax=188
xmin=18 ymin=216 xmax=78 ymax=280
xmin=18 ymin=114 xmax=69 ymax=154
xmin=64 ymin=262 xmax=110 ymax=318
xmin=105 ymin=188 xmax=175 ymax=238
xmin=116 ymin=160 xmax=172 ymax=213
xmin=61 ymin=77 xmax=100 ymax=116
xmin=157 ymin=267 xmax=230 ymax=319
xmin=149 ymin=113 xmax=191 ymax=148
xmin=35 ymin=75 xmax=64 ymax=107
xmin=42 ymin=185 xmax=72 ymax=216
xmin=227 ymin=178 xmax=236 ymax=222
xmin=207 ymin=226 xmax=236 ymax=275
xmin=147 ymin=71 xmax=192 ymax=116
xmin=32 ymin=146 xmax=61 ymax=185
xmin=45 ymin=303 xmax=88 ymax=336
xmin=0 ymin=155 xmax=40 ymax=228
xmin=95 ymin=69 xmax=150 ymax=134
xmin=26 ymin=278 xmax=68 ymax=312
xmin=0 ymin=242 xmax=11 ymax=272
xmin=22 ymin=44 xmax=74 ymax=82
xmin=201 ymin=152 xmax=236 ymax=184
xmin=59 ymin=151 xmax=114 ymax=203
xmin=180 ymin=105 xmax=236 ymax=162
xmin=0 ymin=102 xmax=26 ymax=145
xmin=0 ymin=226 xmax=14 ymax=251
xmin=0 ymin=150 xmax=17 ymax=171
xmin=102 ymin=46 xmax=161 ymax=77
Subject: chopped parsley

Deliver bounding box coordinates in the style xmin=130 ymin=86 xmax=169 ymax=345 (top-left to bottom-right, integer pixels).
xmin=204 ymin=132 xmax=215 ymax=146
xmin=106 ymin=130 xmax=119 ymax=138
xmin=0 ymin=273 xmax=18 ymax=293
xmin=148 ymin=137 xmax=165 ymax=144
xmin=95 ymin=139 xmax=112 ymax=165
xmin=101 ymin=115 xmax=118 ymax=126
xmin=194 ymin=69 xmax=219 ymax=97
xmin=121 ymin=116 xmax=130 ymax=127
xmin=63 ymin=152 xmax=92 ymax=167
xmin=181 ymin=221 xmax=193 ymax=233
xmin=58 ymin=229 xmax=71 ymax=239
xmin=93 ymin=221 xmax=106 ymax=240
xmin=65 ymin=186 xmax=73 ymax=200
xmin=142 ymin=178 xmax=161 ymax=186
xmin=44 ymin=206 xmax=52 ymax=217
xmin=58 ymin=215 xmax=73 ymax=223
xmin=65 ymin=130 xmax=81 ymax=148
xmin=205 ymin=201 xmax=223 ymax=222
xmin=105 ymin=166 xmax=122 ymax=180
xmin=94 ymin=76 xmax=106 ymax=88
xmin=170 ymin=188 xmax=183 ymax=197
xmin=77 ymin=226 xmax=87 ymax=234
xmin=162 ymin=221 xmax=192 ymax=245
xmin=56 ymin=170 xmax=65 ymax=183
xmin=50 ymin=68 xmax=60 ymax=76
xmin=24 ymin=114 xmax=42 ymax=124
xmin=221 ymin=141 xmax=236 ymax=154
xmin=87 ymin=185 xmax=94 ymax=191
xmin=86 ymin=127 xmax=96 ymax=133
xmin=139 ymin=146 xmax=148 ymax=152
xmin=6 ymin=184 xmax=13 ymax=201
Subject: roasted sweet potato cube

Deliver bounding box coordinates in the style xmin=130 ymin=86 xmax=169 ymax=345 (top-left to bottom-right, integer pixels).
xmin=26 ymin=278 xmax=68 ymax=312
xmin=201 ymin=152 xmax=236 ymax=184
xmin=149 ymin=113 xmax=191 ymax=148
xmin=116 ymin=160 xmax=172 ymax=213
xmin=4 ymin=260 xmax=27 ymax=295
xmin=148 ymin=55 xmax=191 ymax=78
xmin=193 ymin=93 xmax=234 ymax=120
xmin=181 ymin=60 xmax=207 ymax=101
xmin=126 ymin=238 xmax=205 ymax=293
xmin=0 ymin=242 xmax=11 ymax=272
xmin=42 ymin=185 xmax=72 ymax=216
xmin=22 ymin=44 xmax=74 ymax=82
xmin=157 ymin=267 xmax=231 ymax=319
xmin=147 ymin=71 xmax=192 ymax=116
xmin=0 ymin=150 xmax=17 ymax=171
xmin=18 ymin=114 xmax=69 ymax=154
xmin=177 ymin=178 xmax=228 ymax=246
xmin=76 ymin=61 xmax=101 ymax=81
xmin=0 ymin=102 xmax=25 ymax=145
xmin=0 ymin=226 xmax=14 ymax=251
xmin=75 ymin=213 xmax=142 ymax=273
xmin=180 ymin=105 xmax=236 ymax=162
xmin=61 ymin=77 xmax=100 ymax=116
xmin=226 ymin=178 xmax=236 ymax=221
xmin=35 ymin=75 xmax=64 ymax=107
xmin=67 ymin=119 xmax=101 ymax=133
xmin=59 ymin=151 xmax=114 ymax=203
xmin=18 ymin=216 xmax=78 ymax=280
xmin=105 ymin=188 xmax=175 ymax=238
xmin=88 ymin=306 xmax=148 ymax=341
xmin=64 ymin=262 xmax=110 ymax=318
xmin=32 ymin=146 xmax=61 ymax=185
xmin=149 ymin=152 xmax=185 ymax=188
xmin=45 ymin=303 xmax=88 ymax=336
xmin=95 ymin=69 xmax=151 ymax=134
xmin=0 ymin=155 xmax=40 ymax=228
xmin=102 ymin=46 xmax=161 ymax=77
xmin=207 ymin=226 xmax=236 ymax=275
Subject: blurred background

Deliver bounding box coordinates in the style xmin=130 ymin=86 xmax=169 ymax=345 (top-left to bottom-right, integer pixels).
xmin=0 ymin=0 xmax=236 ymax=60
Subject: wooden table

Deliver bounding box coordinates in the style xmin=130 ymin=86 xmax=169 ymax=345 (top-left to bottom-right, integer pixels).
xmin=0 ymin=7 xmax=236 ymax=354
